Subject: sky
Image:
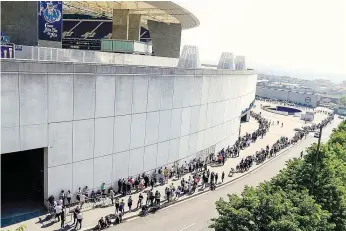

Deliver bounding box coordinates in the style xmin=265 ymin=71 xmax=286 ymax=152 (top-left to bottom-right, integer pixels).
xmin=176 ymin=0 xmax=346 ymax=83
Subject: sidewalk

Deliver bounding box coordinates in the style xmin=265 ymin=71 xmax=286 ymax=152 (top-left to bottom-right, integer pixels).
xmin=7 ymin=102 xmax=329 ymax=231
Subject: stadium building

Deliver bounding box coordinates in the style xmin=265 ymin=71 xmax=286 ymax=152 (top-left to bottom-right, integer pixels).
xmin=0 ymin=1 xmax=257 ymax=226
xmin=256 ymin=86 xmax=321 ymax=107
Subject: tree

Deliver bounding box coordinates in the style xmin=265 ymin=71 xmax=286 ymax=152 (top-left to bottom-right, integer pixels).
xmin=211 ymin=184 xmax=333 ymax=231
xmin=340 ymin=94 xmax=346 ymax=106
xmin=211 ymin=120 xmax=346 ymax=230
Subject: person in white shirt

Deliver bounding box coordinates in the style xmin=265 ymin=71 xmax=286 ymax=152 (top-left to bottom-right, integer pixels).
xmin=80 ymin=193 xmax=86 ymax=208
xmin=75 ymin=211 xmax=83 ymax=230
xmin=55 ymin=204 xmax=62 ymax=222
xmin=66 ymin=190 xmax=72 ymax=206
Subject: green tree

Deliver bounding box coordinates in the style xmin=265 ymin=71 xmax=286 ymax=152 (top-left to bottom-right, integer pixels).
xmin=212 ymin=120 xmax=346 ymax=230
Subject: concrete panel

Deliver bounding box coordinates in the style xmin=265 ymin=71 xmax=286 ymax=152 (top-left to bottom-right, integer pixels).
xmin=1 ymin=127 xmax=20 ymax=153
xmin=48 ymin=74 xmax=73 ymax=122
xmin=190 ymin=106 xmax=200 ymax=134
xmin=196 ymin=130 xmax=205 ymax=152
xmin=73 ymin=75 xmax=96 ymax=120
xmin=72 ymin=159 xmax=94 ymax=193
xmin=113 ymin=151 xmax=130 ymax=180
xmin=48 ymin=164 xmax=72 ymax=198
xmin=19 ymin=73 xmax=47 ymax=126
xmin=172 ymin=76 xmax=185 ymax=108
xmin=1 ymin=73 xmax=19 ymax=127
xmin=178 ymin=135 xmax=189 ymax=160
xmin=188 ymin=133 xmax=198 ymax=156
xmin=158 ymin=110 xmax=172 ymax=142
xmin=206 ymin=103 xmax=215 ymax=129
xmin=200 ymin=76 xmax=209 ymax=104
xmin=147 ymin=76 xmax=161 ymax=112
xmin=1 ymin=1 xmax=38 ymax=46
xmin=157 ymin=141 xmax=170 ymax=167
xmin=204 ymin=128 xmax=212 ymax=149
xmin=191 ymin=76 xmax=203 ymax=106
xmin=144 ymin=144 xmax=157 ymax=173
xmin=160 ymin=76 xmax=174 ymax=110
xmin=215 ymin=77 xmax=223 ymax=102
xmin=112 ymin=9 xmax=129 ymax=40
xmin=168 ymin=138 xmax=179 ymax=164
xmin=128 ymin=14 xmax=141 ymax=41
xmin=180 ymin=107 xmax=191 ymax=136
xmin=73 ymin=119 xmax=95 ymax=162
xmin=170 ymin=108 xmax=182 ymax=139
xmin=129 ymin=147 xmax=144 ymax=176
xmin=20 ymin=124 xmax=47 ymax=151
xmin=182 ymin=76 xmax=194 ymax=107
xmin=132 ymin=76 xmax=148 ymax=114
xmin=198 ymin=104 xmax=207 ymax=131
xmin=48 ymin=122 xmax=73 ymax=167
xmin=130 ymin=113 xmax=146 ymax=149
xmin=94 ymin=155 xmax=113 ymax=188
xmin=95 ymin=75 xmax=116 ymax=118
xmin=147 ymin=20 xmax=182 ymax=58
xmin=94 ymin=117 xmax=114 ymax=158
xmin=113 ymin=115 xmax=131 ymax=153
xmin=145 ymin=111 xmax=160 ymax=146
xmin=115 ymin=76 xmax=133 ymax=116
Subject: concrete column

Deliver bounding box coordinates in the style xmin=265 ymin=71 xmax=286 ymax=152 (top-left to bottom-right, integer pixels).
xmin=112 ymin=9 xmax=129 ymax=40
xmin=147 ymin=20 xmax=182 ymax=58
xmin=128 ymin=14 xmax=141 ymax=41
xmin=1 ymin=1 xmax=38 ymax=46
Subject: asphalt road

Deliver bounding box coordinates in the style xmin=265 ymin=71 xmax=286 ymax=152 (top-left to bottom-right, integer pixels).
xmin=108 ymin=118 xmax=341 ymax=231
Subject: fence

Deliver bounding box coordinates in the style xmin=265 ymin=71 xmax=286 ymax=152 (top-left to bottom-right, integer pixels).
xmin=13 ymin=45 xmax=179 ymax=67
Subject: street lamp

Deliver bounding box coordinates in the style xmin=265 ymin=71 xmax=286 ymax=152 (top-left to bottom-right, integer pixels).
xmin=311 ymin=125 xmax=323 ymax=194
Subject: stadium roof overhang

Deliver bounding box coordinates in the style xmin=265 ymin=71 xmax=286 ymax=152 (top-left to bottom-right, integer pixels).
xmin=63 ymin=1 xmax=200 ymax=30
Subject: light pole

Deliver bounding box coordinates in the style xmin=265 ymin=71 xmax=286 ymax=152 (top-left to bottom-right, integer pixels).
xmin=311 ymin=125 xmax=323 ymax=194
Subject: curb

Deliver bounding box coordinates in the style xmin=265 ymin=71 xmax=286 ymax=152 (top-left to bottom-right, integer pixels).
xmin=82 ymin=136 xmax=309 ymax=231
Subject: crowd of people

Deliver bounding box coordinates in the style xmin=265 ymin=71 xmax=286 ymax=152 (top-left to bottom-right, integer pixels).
xmin=44 ymin=101 xmax=335 ymax=230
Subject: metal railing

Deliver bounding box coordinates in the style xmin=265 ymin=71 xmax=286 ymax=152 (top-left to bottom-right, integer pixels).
xmin=12 ymin=45 xmax=178 ymax=67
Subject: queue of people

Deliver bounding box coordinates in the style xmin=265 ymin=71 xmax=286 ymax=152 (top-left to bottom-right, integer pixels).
xmin=45 ymin=104 xmax=335 ymax=230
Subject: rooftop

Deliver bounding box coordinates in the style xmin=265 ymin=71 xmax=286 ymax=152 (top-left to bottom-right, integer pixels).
xmin=63 ymin=1 xmax=200 ymax=30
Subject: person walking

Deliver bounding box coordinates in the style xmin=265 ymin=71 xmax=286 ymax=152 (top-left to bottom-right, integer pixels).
xmin=115 ymin=197 xmax=120 ymax=213
xmin=137 ymin=193 xmax=143 ymax=208
xmin=221 ymin=171 xmax=225 ymax=183
xmin=119 ymin=199 xmax=125 ymax=215
xmin=75 ymin=211 xmax=83 ymax=230
xmin=55 ymin=203 xmax=62 ymax=222
xmin=127 ymin=196 xmax=133 ymax=212
xmin=110 ymin=189 xmax=115 ymax=205
xmin=66 ymin=190 xmax=72 ymax=207
xmin=60 ymin=208 xmax=66 ymax=229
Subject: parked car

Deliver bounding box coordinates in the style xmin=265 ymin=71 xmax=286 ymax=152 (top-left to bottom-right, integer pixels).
xmin=338 ymin=115 xmax=344 ymax=119
xmin=314 ymin=132 xmax=320 ymax=138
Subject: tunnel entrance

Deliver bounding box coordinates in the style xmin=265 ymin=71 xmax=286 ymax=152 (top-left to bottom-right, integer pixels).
xmin=241 ymin=113 xmax=249 ymax=122
xmin=1 ymin=148 xmax=46 ymax=227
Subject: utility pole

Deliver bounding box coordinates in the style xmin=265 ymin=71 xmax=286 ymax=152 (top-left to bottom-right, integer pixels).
xmin=311 ymin=125 xmax=323 ymax=194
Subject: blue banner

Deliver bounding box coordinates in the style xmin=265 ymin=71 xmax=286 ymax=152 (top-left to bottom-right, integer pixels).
xmin=38 ymin=1 xmax=62 ymax=41
xmin=1 ymin=43 xmax=15 ymax=59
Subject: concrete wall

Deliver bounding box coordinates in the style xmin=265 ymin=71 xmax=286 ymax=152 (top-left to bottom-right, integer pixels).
xmin=256 ymin=87 xmax=320 ymax=107
xmin=0 ymin=1 xmax=38 ymax=46
xmin=38 ymin=40 xmax=62 ymax=49
xmin=1 ymin=59 xmax=257 ymax=199
xmin=147 ymin=20 xmax=182 ymax=58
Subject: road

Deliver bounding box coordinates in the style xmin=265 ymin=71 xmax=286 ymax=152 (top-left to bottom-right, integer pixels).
xmin=108 ymin=118 xmax=341 ymax=231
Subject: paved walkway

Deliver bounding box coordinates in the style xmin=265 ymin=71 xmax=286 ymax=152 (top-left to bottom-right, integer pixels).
xmin=6 ymin=101 xmax=330 ymax=231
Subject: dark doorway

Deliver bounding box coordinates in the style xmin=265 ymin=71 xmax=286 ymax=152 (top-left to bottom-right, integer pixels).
xmin=241 ymin=114 xmax=248 ymax=122
xmin=1 ymin=148 xmax=45 ymax=227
